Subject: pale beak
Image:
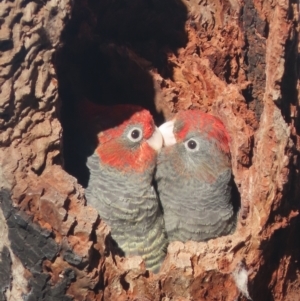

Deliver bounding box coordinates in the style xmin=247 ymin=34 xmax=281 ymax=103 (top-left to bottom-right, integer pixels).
xmin=146 ymin=126 xmax=163 ymax=151
xmin=158 ymin=120 xmax=176 ymax=146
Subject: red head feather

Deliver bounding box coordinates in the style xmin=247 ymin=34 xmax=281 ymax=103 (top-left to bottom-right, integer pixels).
xmin=78 ymin=99 xmax=157 ymax=173
xmin=174 ymin=110 xmax=230 ymax=154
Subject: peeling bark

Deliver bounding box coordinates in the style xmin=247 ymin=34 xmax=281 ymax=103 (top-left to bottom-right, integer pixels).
xmin=0 ymin=0 xmax=299 ymax=300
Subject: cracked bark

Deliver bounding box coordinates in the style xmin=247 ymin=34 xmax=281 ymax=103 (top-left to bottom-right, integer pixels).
xmin=0 ymin=0 xmax=299 ymax=300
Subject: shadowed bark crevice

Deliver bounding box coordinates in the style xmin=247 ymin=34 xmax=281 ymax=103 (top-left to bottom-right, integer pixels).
xmin=1 ymin=0 xmax=300 ymax=299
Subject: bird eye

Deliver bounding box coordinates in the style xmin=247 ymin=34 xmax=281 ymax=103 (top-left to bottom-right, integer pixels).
xmin=127 ymin=127 xmax=143 ymax=142
xmin=131 ymin=129 xmax=140 ymax=139
xmin=184 ymin=139 xmax=199 ymax=151
xmin=187 ymin=140 xmax=197 ymax=149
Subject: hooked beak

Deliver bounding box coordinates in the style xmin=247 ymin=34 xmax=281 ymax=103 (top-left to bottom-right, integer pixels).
xmin=158 ymin=120 xmax=176 ymax=146
xmin=146 ymin=126 xmax=163 ymax=151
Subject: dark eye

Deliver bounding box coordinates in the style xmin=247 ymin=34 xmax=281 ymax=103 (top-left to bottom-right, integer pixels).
xmin=187 ymin=140 xmax=197 ymax=149
xmin=131 ymin=129 xmax=140 ymax=139
xmin=127 ymin=127 xmax=143 ymax=142
xmin=184 ymin=139 xmax=199 ymax=152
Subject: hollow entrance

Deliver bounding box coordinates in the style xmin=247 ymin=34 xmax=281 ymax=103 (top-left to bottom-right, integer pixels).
xmin=56 ymin=0 xmax=189 ymax=186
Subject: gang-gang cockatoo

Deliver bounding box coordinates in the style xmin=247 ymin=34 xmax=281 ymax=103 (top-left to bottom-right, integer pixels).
xmin=155 ymin=110 xmax=236 ymax=243
xmin=78 ymin=100 xmax=168 ymax=272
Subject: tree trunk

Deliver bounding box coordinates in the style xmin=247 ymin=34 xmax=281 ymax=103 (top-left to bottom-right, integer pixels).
xmin=0 ymin=0 xmax=299 ymax=300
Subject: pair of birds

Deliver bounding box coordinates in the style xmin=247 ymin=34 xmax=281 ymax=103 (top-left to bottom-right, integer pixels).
xmin=78 ymin=100 xmax=236 ymax=273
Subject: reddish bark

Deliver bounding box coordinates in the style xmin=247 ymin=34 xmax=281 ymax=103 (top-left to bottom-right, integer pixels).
xmin=0 ymin=0 xmax=299 ymax=300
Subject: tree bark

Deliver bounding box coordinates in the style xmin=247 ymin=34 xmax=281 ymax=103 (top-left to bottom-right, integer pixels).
xmin=0 ymin=0 xmax=299 ymax=300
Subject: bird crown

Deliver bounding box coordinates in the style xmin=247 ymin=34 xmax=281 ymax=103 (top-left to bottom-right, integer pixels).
xmin=174 ymin=110 xmax=230 ymax=154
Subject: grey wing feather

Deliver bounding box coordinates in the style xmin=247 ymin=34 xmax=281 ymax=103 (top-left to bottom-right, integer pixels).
xmin=157 ymin=166 xmax=236 ymax=242
xmin=85 ymin=153 xmax=167 ymax=272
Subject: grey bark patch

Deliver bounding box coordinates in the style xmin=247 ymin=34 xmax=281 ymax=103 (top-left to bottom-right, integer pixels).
xmin=0 ymin=246 xmax=12 ymax=301
xmin=241 ymin=0 xmax=267 ymax=120
xmin=62 ymin=249 xmax=83 ymax=267
xmin=0 ymin=190 xmax=76 ymax=300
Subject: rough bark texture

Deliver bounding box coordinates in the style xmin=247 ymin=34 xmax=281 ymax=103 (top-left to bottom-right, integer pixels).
xmin=0 ymin=0 xmax=300 ymax=300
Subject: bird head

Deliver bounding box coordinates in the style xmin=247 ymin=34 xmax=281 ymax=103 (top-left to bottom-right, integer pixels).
xmin=158 ymin=110 xmax=231 ymax=181
xmin=79 ymin=99 xmax=163 ymax=174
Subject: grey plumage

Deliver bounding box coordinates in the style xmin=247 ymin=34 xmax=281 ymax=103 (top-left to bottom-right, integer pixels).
xmin=86 ymin=153 xmax=167 ymax=271
xmin=155 ymin=110 xmax=236 ymax=243
xmin=79 ymin=104 xmax=168 ymax=272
